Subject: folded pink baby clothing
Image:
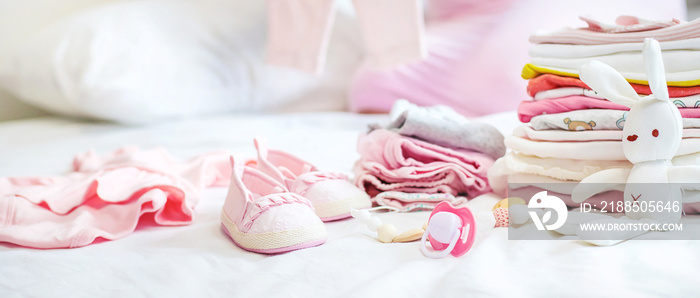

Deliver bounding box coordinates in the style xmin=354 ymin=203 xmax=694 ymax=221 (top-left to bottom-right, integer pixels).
xmin=353 ymin=129 xmax=494 ymax=199
xmin=518 ymin=95 xmax=700 ymax=123
xmin=490 ymin=15 xmax=700 ymax=220
xmin=578 ymin=15 xmax=680 ymax=34
xmin=0 ymin=147 xmax=232 ymax=249
xmin=530 ymin=16 xmax=697 ymax=45
xmin=266 ymin=0 xmax=425 ymax=73
xmin=355 ymin=166 xmax=467 ymax=196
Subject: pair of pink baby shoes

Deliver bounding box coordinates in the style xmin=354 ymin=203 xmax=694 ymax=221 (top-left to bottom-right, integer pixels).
xmin=221 ymin=138 xmax=372 ymax=254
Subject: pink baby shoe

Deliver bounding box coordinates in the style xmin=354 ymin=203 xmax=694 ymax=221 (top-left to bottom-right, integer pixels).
xmin=221 ymin=156 xmax=327 ymax=254
xmin=253 ymin=138 xmax=372 ymax=221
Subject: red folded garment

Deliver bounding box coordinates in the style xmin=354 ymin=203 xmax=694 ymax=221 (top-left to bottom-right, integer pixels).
xmin=527 ymin=74 xmax=700 ymax=98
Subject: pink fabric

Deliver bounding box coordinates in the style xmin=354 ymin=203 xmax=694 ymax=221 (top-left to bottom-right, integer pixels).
xmin=579 ymin=16 xmax=680 ymax=34
xmin=240 ymin=193 xmax=313 ymax=232
xmin=289 ymin=172 xmax=348 ymax=196
xmin=266 ymin=0 xmax=337 ymax=73
xmin=527 ymin=74 xmax=700 ymax=98
xmin=265 ymin=0 xmax=425 ymax=73
xmin=251 ymin=137 xmax=370 ymax=220
xmin=348 ymin=1 xmax=684 ymax=116
xmin=352 ymin=0 xmax=426 ymax=68
xmin=350 ymin=8 xmax=519 ymax=115
xmin=254 ymin=137 xmax=357 ymax=198
xmin=0 ymin=147 xmax=231 ymax=249
xmin=493 ymin=207 xmax=508 ymax=227
xmin=518 ymin=95 xmax=700 ymax=123
xmin=531 ymin=17 xmax=699 ymax=45
xmin=353 ymin=129 xmax=494 ymax=198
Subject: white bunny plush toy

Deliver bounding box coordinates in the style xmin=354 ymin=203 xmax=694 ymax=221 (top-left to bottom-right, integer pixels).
xmin=571 ymin=38 xmax=683 ymax=224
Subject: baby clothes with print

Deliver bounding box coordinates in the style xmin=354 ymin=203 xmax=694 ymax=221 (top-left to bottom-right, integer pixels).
xmin=530 ymin=110 xmax=700 ymax=131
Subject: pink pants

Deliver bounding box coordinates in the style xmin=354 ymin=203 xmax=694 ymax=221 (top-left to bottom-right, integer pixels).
xmin=265 ymin=0 xmax=426 ymax=73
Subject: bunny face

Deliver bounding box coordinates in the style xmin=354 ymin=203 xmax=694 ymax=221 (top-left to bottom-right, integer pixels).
xmin=623 ymin=97 xmax=682 ymax=163
xmin=580 ymin=38 xmax=683 ymax=164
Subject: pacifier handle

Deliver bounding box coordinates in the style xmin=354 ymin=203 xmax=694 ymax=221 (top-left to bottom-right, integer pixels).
xmin=420 ymin=227 xmax=461 ymax=259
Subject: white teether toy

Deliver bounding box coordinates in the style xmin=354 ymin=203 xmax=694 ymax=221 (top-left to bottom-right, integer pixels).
xmin=350 ymin=208 xmax=425 ymax=243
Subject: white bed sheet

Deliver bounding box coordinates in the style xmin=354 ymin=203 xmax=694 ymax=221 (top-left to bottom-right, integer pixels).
xmin=0 ymin=111 xmax=698 ymax=297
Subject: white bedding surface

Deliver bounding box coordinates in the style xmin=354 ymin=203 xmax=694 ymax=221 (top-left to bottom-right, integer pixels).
xmin=1 ymin=111 xmax=698 ymax=297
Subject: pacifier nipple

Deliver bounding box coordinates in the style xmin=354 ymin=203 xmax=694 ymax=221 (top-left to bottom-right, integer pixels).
xmin=426 ymin=212 xmax=460 ymax=243
xmin=421 ymin=212 xmax=461 ymax=259
xmin=420 ymin=201 xmax=476 ymax=258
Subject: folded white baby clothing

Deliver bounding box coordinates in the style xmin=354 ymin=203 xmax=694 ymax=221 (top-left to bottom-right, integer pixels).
xmin=524 ymin=64 xmax=700 ymax=85
xmin=505 ymin=134 xmax=700 ymax=161
xmin=489 ymin=15 xmax=700 ymax=223
xmin=531 ymin=50 xmax=700 ymax=75
xmin=514 ymin=125 xmax=700 ymax=142
xmin=529 ymin=37 xmax=700 ymax=59
xmin=533 ymin=87 xmax=603 ymax=100
xmin=495 ymin=151 xmax=700 ymax=183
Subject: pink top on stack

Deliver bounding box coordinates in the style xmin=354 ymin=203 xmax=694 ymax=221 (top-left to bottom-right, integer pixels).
xmin=530 ymin=16 xmax=699 ymax=45
xmin=518 ymin=95 xmax=700 ymax=123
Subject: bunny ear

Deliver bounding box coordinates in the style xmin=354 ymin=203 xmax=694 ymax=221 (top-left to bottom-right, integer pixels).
xmin=643 ymin=38 xmax=670 ymax=102
xmin=580 ymin=60 xmax=640 ymax=108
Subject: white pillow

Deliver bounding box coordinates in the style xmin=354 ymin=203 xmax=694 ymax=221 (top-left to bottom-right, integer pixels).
xmin=0 ymin=0 xmax=362 ymax=124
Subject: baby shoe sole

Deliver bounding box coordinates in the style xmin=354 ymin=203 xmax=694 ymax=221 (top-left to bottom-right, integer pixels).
xmin=221 ymin=211 xmax=327 ymax=254
xmin=314 ymin=193 xmax=372 ymax=222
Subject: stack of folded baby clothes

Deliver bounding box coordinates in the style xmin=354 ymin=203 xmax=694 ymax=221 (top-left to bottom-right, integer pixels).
xmin=489 ymin=16 xmax=700 ymax=212
xmin=522 ymin=16 xmax=700 ymax=131
xmin=354 ymin=100 xmax=506 ymax=211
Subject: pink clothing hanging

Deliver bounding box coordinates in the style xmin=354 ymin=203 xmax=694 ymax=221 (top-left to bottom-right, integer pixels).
xmin=530 ymin=16 xmax=697 ymax=45
xmin=265 ymin=0 xmax=426 ymax=73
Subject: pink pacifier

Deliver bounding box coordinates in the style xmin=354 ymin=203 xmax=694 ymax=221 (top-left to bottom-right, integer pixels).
xmin=420 ymin=201 xmax=476 ymax=258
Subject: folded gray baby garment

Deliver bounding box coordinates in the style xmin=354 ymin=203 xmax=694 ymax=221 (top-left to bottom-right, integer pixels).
xmin=376 ymin=99 xmax=506 ymax=159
